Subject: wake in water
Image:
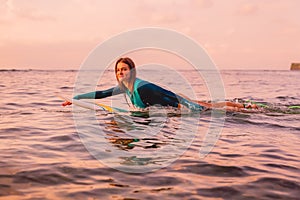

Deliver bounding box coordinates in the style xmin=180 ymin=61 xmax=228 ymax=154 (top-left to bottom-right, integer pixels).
xmin=231 ymin=98 xmax=300 ymax=114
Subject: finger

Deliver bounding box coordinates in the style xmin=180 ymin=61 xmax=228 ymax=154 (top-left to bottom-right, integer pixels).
xmin=62 ymin=101 xmax=72 ymax=106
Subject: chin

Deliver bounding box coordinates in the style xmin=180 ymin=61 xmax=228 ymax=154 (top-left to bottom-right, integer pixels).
xmin=121 ymin=78 xmax=129 ymax=82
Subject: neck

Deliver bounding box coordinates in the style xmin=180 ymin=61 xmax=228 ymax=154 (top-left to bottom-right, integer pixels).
xmin=122 ymin=78 xmax=136 ymax=93
xmin=122 ymin=81 xmax=130 ymax=90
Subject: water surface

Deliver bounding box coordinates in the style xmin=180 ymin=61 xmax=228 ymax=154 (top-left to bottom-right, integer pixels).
xmin=0 ymin=69 xmax=299 ymax=199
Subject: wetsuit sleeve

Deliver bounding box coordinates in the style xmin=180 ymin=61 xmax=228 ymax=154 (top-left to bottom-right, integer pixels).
xmin=137 ymin=83 xmax=204 ymax=111
xmin=74 ymin=86 xmax=123 ymax=100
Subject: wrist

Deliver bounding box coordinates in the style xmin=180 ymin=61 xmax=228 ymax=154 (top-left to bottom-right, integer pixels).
xmin=73 ymin=95 xmax=80 ymax=100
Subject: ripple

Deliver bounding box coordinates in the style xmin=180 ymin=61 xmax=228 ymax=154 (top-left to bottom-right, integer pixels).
xmin=47 ymin=135 xmax=75 ymax=142
xmin=60 ymin=86 xmax=74 ymax=89
xmin=253 ymin=177 xmax=300 ymax=190
xmin=13 ymin=169 xmax=73 ymax=185
xmin=135 ymin=176 xmax=182 ymax=186
xmin=264 ymin=163 xmax=299 ymax=171
xmin=0 ymin=183 xmax=22 ymax=196
xmin=259 ymin=153 xmax=289 ymax=160
xmin=197 ymin=186 xmax=242 ymax=199
xmin=66 ymin=187 xmax=127 ymax=199
xmin=238 ymin=177 xmax=300 ymax=199
xmin=177 ymin=163 xmax=249 ymax=177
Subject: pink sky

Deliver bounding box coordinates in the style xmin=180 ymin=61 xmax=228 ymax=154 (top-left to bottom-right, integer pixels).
xmin=0 ymin=0 xmax=299 ymax=70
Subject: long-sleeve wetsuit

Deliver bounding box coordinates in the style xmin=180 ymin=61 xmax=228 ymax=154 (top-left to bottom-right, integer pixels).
xmin=74 ymin=78 xmax=204 ymax=111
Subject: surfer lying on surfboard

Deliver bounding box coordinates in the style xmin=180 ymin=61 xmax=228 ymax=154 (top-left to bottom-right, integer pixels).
xmin=62 ymin=57 xmax=204 ymax=111
xmin=62 ymin=57 xmax=261 ymax=113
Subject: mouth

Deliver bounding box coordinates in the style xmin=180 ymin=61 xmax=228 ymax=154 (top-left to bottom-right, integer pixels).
xmin=118 ymin=75 xmax=126 ymax=81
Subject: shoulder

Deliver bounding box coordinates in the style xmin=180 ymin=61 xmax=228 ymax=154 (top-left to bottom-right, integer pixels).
xmin=135 ymin=78 xmax=149 ymax=85
xmin=136 ymin=78 xmax=167 ymax=95
xmin=135 ymin=78 xmax=155 ymax=88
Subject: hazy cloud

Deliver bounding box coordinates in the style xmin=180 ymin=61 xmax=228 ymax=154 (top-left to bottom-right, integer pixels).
xmin=235 ymin=3 xmax=259 ymax=16
xmin=191 ymin=0 xmax=214 ymax=9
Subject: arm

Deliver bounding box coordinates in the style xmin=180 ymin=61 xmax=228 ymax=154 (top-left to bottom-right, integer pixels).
xmin=74 ymin=86 xmax=123 ymax=100
xmin=62 ymin=86 xmax=123 ymax=106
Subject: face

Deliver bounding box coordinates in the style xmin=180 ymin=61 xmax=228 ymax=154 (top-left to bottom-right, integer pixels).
xmin=116 ymin=62 xmax=131 ymax=83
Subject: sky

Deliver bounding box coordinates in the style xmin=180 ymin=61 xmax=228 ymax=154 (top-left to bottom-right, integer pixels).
xmin=0 ymin=0 xmax=300 ymax=70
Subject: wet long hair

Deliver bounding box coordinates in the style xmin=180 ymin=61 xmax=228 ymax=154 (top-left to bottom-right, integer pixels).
xmin=115 ymin=57 xmax=136 ymax=93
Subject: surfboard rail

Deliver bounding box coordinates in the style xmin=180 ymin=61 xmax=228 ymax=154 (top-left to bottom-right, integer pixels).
xmin=58 ymin=95 xmax=128 ymax=112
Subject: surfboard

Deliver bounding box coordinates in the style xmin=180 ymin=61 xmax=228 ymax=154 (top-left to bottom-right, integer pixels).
xmin=58 ymin=95 xmax=128 ymax=113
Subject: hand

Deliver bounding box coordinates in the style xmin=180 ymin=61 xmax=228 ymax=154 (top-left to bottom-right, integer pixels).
xmin=62 ymin=101 xmax=72 ymax=106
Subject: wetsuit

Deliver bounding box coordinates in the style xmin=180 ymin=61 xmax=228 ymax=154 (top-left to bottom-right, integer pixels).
xmin=74 ymin=78 xmax=204 ymax=111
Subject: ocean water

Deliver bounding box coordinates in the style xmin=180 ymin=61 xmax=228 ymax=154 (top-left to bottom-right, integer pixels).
xmin=0 ymin=69 xmax=299 ymax=200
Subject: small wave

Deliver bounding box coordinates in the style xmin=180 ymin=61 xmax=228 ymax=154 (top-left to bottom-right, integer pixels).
xmin=259 ymin=153 xmax=291 ymax=161
xmin=246 ymin=177 xmax=300 ymax=199
xmin=0 ymin=69 xmax=33 ymax=72
xmin=263 ymin=163 xmax=299 ymax=171
xmin=276 ymin=95 xmax=298 ymax=100
xmin=197 ymin=186 xmax=242 ymax=199
xmin=13 ymin=169 xmax=72 ymax=185
xmin=196 ymin=177 xmax=300 ymax=199
xmin=0 ymin=182 xmax=22 ymax=196
xmin=60 ymin=86 xmax=74 ymax=89
xmin=1 ymin=127 xmax=24 ymax=133
xmin=46 ymin=135 xmax=75 ymax=142
xmin=175 ymin=163 xmax=249 ymax=177
xmin=5 ymin=102 xmax=21 ymax=106
xmin=133 ymin=176 xmax=182 ymax=186
xmin=29 ymin=102 xmax=51 ymax=106
xmin=252 ymin=177 xmax=300 ymax=190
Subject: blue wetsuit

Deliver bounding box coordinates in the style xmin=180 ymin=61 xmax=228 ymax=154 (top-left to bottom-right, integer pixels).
xmin=74 ymin=78 xmax=204 ymax=111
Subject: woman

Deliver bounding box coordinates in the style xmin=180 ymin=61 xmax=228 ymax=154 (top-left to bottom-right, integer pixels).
xmin=62 ymin=57 xmax=205 ymax=111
